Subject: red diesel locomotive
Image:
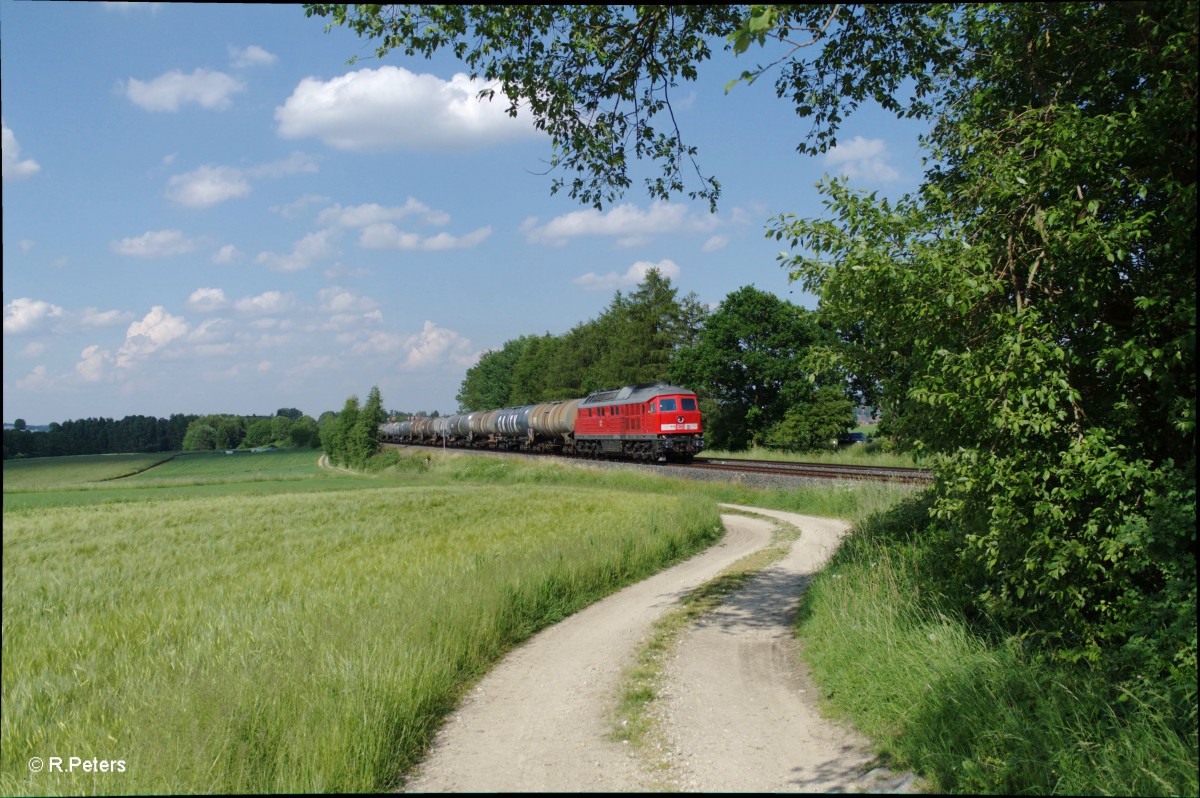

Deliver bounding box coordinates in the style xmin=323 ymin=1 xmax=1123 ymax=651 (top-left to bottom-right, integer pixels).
xmin=380 ymin=381 xmax=704 ymax=463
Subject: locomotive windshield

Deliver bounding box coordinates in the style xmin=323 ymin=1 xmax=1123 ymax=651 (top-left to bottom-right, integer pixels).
xmin=681 ymin=397 xmax=696 ymax=411
xmin=659 ymin=399 xmax=676 ymax=412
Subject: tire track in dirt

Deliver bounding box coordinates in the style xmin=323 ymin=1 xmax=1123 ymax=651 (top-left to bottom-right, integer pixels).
xmin=399 ymin=505 xmax=920 ymax=792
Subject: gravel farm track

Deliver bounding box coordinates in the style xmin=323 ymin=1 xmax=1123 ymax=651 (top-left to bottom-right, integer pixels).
xmin=328 ymin=450 xmax=923 ymax=792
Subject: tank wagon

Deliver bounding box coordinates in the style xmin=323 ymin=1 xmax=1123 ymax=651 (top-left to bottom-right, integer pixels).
xmin=380 ymin=381 xmax=703 ymax=463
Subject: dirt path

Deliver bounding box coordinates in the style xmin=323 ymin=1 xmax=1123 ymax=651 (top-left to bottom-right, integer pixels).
xmin=400 ymin=504 xmax=920 ymax=793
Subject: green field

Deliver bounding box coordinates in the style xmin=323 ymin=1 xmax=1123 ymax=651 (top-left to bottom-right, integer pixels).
xmin=1 ymin=448 xmax=911 ymax=795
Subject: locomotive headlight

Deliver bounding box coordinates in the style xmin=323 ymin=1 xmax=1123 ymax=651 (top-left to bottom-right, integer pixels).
xmin=677 ymin=416 xmax=684 ymax=423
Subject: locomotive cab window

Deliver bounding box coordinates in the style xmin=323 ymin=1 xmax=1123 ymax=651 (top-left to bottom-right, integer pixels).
xmin=648 ymin=403 xmax=655 ymax=413
xmin=681 ymin=397 xmax=697 ymax=411
xmin=659 ymin=398 xmax=677 ymax=412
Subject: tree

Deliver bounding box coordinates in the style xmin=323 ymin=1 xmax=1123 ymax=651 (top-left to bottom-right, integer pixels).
xmin=270 ymin=415 xmax=294 ymax=445
xmin=765 ymin=4 xmax=1197 ymax=676
xmin=350 ymin=386 xmax=386 ymax=466
xmin=243 ymin=419 xmax=273 ymax=449
xmin=321 ymin=397 xmax=359 ymax=466
xmin=13 ymin=419 xmax=26 ymax=431
xmin=457 ymin=336 xmax=533 ymax=411
xmin=309 ymin=3 xmax=1196 ymax=680
xmin=275 ymin=407 xmax=304 ymax=420
xmin=181 ymin=422 xmax=218 ymax=451
xmin=670 ymin=286 xmax=846 ymax=450
xmin=289 ymin=415 xmax=321 ymax=448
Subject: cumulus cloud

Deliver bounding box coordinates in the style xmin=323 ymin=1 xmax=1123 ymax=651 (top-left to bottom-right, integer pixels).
xmin=16 ymin=365 xmax=51 ymax=391
xmin=78 ymin=308 xmax=133 ymax=328
xmin=187 ymin=287 xmax=228 ymax=312
xmin=573 ymin=259 xmax=681 ymax=293
xmin=166 ymin=153 xmax=317 ymax=208
xmin=275 ymin=66 xmax=538 ymax=152
xmin=317 ymin=199 xmax=451 ymax=228
xmin=255 ymin=229 xmax=338 ymax=272
xmin=212 ymin=244 xmax=242 ymax=264
xmin=111 ymin=229 xmax=198 ymax=258
xmin=398 ymin=320 xmax=476 ymax=369
xmin=233 ymin=290 xmax=293 ymax=314
xmin=166 ymin=165 xmax=251 ymax=207
xmin=358 ymin=223 xmax=491 ymax=251
xmin=116 ymin=306 xmax=189 ymax=368
xmin=2 ymin=120 xmax=41 ymax=180
xmin=824 ymin=135 xmax=900 ymax=182
xmin=229 ymin=44 xmax=277 ymax=68
xmin=4 ymin=297 xmax=66 ymax=334
xmin=125 ymin=68 xmax=245 ymax=111
xmin=76 ymin=345 xmax=113 ymax=382
xmin=318 ymin=286 xmax=378 ymax=315
xmin=521 ymin=202 xmax=714 ymax=247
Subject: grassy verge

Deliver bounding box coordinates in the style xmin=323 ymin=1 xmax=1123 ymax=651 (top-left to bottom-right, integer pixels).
xmin=795 ymin=497 xmax=1199 ymax=795
xmin=697 ymin=442 xmax=921 ymax=469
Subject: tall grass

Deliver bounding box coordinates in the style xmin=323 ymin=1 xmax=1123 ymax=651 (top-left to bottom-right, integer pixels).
xmin=795 ymin=502 xmax=1199 ymax=795
xmin=698 ymin=442 xmax=921 ymax=468
xmin=2 ymin=463 xmax=722 ymax=795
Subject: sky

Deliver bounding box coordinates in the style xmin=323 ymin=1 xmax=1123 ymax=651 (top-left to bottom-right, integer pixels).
xmin=2 ymin=2 xmax=927 ymax=424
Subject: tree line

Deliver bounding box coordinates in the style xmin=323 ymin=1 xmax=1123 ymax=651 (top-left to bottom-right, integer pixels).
xmin=457 ymin=271 xmax=857 ymax=451
xmin=3 ymin=408 xmax=322 ymax=460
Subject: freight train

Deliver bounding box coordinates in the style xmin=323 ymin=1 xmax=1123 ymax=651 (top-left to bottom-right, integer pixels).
xmin=380 ymin=382 xmax=704 ymax=463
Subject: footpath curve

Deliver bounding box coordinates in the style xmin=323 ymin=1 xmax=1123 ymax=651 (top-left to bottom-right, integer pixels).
xmin=400 ymin=504 xmax=920 ymax=793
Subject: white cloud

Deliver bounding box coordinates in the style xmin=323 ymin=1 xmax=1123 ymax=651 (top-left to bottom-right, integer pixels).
xmin=2 ymin=120 xmax=41 ymax=180
xmin=271 ymin=193 xmax=330 ymax=219
xmin=358 ymin=223 xmax=491 ymax=251
xmin=573 ymin=259 xmax=681 ymax=293
xmin=824 ymin=135 xmax=900 ymax=182
xmin=164 ymin=154 xmax=316 ymax=209
xmin=318 ymin=286 xmax=377 ymax=314
xmin=19 ymin=239 xmax=36 ymax=253
xmin=229 ymin=44 xmax=278 ymax=68
xmin=702 ymin=235 xmax=729 ymax=252
xmin=102 ymin=2 xmax=161 ymax=12
xmin=111 ymin=229 xmax=198 ymax=258
xmin=275 ymin=66 xmax=538 ymax=152
xmin=521 ymin=202 xmax=714 ymax=246
xmin=4 ymin=297 xmax=66 ymax=334
xmin=317 ymin=199 xmax=451 ymax=228
xmin=247 ymin=152 xmax=319 ymax=179
xmin=78 ymin=308 xmax=133 ymax=328
xmin=187 ymin=287 xmax=228 ymax=312
xmin=212 ymin=244 xmax=242 ymax=264
xmin=16 ymin=365 xmax=51 ymax=391
xmin=398 ymin=321 xmax=476 ymax=370
xmin=76 ymin=345 xmax=113 ymax=382
xmin=125 ymin=68 xmax=245 ymax=112
xmin=233 ymin=291 xmax=293 ymax=314
xmin=166 ymin=165 xmax=251 ymax=207
xmin=116 ymin=306 xmax=189 ymax=368
xmin=255 ymin=229 xmax=338 ymax=272
xmin=188 ymin=318 xmax=230 ymax=344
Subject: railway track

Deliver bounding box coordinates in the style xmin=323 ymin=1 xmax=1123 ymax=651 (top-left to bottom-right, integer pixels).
xmin=384 ymin=442 xmax=933 ymax=485
xmin=676 ymin=457 xmax=933 ymax=484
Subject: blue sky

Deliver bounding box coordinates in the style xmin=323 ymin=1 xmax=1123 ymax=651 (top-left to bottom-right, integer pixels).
xmin=2 ymin=2 xmax=926 ymax=424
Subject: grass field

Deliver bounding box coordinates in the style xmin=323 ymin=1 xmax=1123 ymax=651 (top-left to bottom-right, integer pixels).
xmin=1 ymin=447 xmax=913 ymax=795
